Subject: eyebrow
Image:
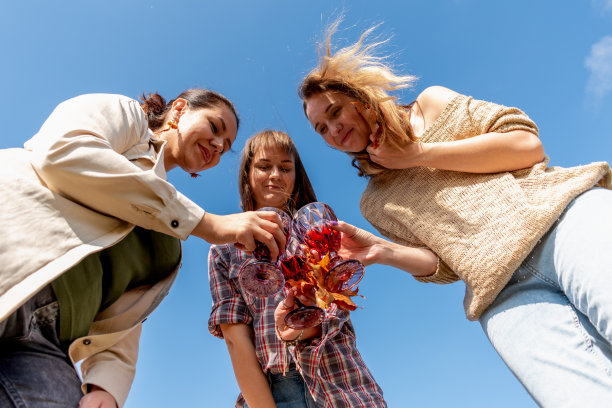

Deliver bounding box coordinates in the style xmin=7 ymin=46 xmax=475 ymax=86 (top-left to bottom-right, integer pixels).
xmin=314 ymin=102 xmax=334 ymax=132
xmin=257 ymin=158 xmax=294 ymax=162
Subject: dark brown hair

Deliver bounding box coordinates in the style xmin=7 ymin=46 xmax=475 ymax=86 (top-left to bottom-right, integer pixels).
xmin=239 ymin=130 xmax=317 ymax=214
xmin=139 ymin=88 xmax=239 ymax=131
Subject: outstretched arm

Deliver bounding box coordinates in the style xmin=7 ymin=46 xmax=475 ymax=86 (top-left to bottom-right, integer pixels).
xmin=333 ymin=221 xmax=437 ymax=277
xmin=220 ymin=323 xmax=277 ymax=408
xmin=192 ymin=210 xmax=286 ymax=261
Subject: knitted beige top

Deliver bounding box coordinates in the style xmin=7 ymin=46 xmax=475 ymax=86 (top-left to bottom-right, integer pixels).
xmin=360 ymin=94 xmax=611 ymax=321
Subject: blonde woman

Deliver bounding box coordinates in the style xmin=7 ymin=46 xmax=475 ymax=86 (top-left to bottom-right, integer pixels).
xmin=208 ymin=130 xmax=386 ymax=408
xmin=299 ymin=22 xmax=612 ymax=407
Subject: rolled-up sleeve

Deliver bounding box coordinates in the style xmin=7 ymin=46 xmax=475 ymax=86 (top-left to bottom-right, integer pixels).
xmin=24 ymin=94 xmax=204 ymax=240
xmin=207 ymin=245 xmax=252 ymax=338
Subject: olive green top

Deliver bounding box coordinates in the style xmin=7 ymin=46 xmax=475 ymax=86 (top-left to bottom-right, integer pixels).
xmin=52 ymin=226 xmax=181 ymax=343
xmin=360 ymin=94 xmax=611 ymax=320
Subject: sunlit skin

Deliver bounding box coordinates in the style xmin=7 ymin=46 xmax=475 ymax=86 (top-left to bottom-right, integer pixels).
xmin=249 ymin=146 xmax=296 ymax=210
xmin=158 ymin=99 xmax=238 ymax=174
xmin=305 ymin=91 xmax=373 ymax=153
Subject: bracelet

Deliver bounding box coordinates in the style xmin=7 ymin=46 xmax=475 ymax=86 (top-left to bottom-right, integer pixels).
xmin=278 ymin=300 xmax=294 ymax=310
xmin=275 ymin=325 xmax=303 ymax=347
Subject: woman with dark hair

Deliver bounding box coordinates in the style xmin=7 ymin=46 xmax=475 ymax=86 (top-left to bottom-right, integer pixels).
xmin=207 ymin=130 xmax=385 ymax=408
xmin=0 ymin=90 xmax=285 ymax=408
xmin=298 ymin=21 xmax=612 ymax=407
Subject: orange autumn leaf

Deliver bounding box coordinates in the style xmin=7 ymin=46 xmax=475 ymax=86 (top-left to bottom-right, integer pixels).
xmin=282 ymin=246 xmax=363 ymax=313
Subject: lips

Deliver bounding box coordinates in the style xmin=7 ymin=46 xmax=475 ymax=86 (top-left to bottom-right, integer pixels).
xmin=339 ymin=129 xmax=352 ymax=146
xmin=198 ymin=144 xmax=211 ymax=164
xmin=338 ymin=129 xmax=353 ymax=146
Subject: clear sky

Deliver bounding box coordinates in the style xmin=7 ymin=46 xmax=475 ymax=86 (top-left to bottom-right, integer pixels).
xmin=2 ymin=1 xmax=611 ymax=407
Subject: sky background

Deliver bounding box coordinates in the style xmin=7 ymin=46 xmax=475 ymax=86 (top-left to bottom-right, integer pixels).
xmin=2 ymin=1 xmax=612 ymax=407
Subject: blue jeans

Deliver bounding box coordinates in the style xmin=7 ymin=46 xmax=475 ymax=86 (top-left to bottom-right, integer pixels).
xmin=0 ymin=285 xmax=83 ymax=407
xmin=480 ymin=188 xmax=612 ymax=407
xmin=244 ymin=368 xmax=316 ymax=408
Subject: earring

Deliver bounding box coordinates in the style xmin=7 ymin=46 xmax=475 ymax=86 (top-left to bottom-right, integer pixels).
xmin=160 ymin=119 xmax=178 ymax=132
xmin=190 ymin=172 xmax=200 ymax=178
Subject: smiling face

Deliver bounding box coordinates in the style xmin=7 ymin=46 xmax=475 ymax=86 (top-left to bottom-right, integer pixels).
xmin=248 ymin=145 xmax=296 ymax=210
xmin=304 ymin=91 xmax=372 ymax=153
xmin=162 ymin=102 xmax=238 ymax=173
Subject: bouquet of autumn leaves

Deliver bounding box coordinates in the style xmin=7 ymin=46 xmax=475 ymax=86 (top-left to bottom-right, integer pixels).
xmin=280 ymin=220 xmax=364 ymax=313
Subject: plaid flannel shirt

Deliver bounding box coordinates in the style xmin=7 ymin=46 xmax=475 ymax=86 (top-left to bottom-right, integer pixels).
xmin=207 ymin=243 xmax=386 ymax=408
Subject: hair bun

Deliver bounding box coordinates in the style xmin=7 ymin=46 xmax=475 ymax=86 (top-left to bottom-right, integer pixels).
xmin=139 ymin=92 xmax=167 ymax=116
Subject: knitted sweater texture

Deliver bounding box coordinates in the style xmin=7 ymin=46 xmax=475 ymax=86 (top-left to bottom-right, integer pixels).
xmin=360 ymin=94 xmax=611 ymax=320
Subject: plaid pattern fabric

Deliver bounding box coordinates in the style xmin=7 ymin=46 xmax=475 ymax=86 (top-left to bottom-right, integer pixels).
xmin=208 ymin=244 xmax=386 ymax=407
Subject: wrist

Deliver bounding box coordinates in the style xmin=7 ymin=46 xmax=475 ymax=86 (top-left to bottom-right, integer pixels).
xmin=192 ymin=212 xmax=218 ymax=242
xmin=372 ymin=240 xmax=394 ymax=265
xmin=275 ymin=326 xmax=304 ymax=346
xmin=413 ymin=141 xmax=431 ymax=168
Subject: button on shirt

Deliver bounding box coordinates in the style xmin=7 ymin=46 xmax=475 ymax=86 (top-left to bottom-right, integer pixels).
xmin=207 ymin=244 xmax=386 ymax=408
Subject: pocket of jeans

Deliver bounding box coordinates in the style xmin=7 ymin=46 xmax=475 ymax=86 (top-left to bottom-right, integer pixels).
xmin=31 ymin=300 xmax=60 ymax=343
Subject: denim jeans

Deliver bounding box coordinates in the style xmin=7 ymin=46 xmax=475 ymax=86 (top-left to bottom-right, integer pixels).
xmin=244 ymin=368 xmax=316 ymax=408
xmin=0 ymin=285 xmax=83 ymax=407
xmin=480 ymin=188 xmax=612 ymax=407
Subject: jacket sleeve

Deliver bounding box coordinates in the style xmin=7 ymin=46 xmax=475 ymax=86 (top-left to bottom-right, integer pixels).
xmin=78 ymin=324 xmax=142 ymax=408
xmin=24 ymin=94 xmax=204 ymax=240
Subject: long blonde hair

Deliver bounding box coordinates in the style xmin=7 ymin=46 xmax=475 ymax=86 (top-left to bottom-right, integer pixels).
xmin=298 ymin=21 xmax=418 ymax=177
xmin=238 ymin=130 xmax=317 ymax=214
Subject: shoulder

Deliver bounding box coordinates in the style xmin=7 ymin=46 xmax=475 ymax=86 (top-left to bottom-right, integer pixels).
xmin=209 ymin=243 xmax=232 ymax=258
xmin=51 ymin=93 xmax=145 ymax=122
xmin=416 ymin=86 xmax=460 ymax=111
xmin=59 ymin=93 xmax=138 ymax=107
xmin=414 ymin=86 xmax=461 ymax=128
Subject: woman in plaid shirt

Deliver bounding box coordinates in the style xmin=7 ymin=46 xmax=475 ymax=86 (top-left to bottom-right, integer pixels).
xmin=208 ymin=130 xmax=386 ymax=407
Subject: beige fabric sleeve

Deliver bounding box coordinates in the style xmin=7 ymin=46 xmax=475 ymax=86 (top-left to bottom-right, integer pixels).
xmin=79 ymin=324 xmax=141 ymax=408
xmin=24 ymin=94 xmax=203 ymax=240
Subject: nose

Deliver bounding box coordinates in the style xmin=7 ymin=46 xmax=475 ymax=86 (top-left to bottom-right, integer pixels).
xmin=331 ymin=121 xmax=343 ymax=137
xmin=211 ymin=136 xmax=223 ymax=153
xmin=270 ymin=166 xmax=281 ymax=178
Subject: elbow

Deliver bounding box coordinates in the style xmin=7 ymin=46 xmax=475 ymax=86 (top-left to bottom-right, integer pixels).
xmin=514 ymin=131 xmax=544 ymax=167
xmin=524 ymin=132 xmax=545 ymax=166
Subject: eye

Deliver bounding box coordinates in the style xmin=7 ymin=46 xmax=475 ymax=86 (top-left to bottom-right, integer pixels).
xmin=331 ymin=106 xmax=341 ymax=117
xmin=319 ymin=125 xmax=327 ymax=135
xmin=256 ymin=165 xmax=271 ymax=171
xmin=281 ymin=167 xmax=293 ymax=173
xmin=209 ymin=120 xmax=218 ymax=134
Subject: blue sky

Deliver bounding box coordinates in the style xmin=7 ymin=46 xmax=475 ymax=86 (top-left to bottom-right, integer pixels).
xmin=2 ymin=1 xmax=612 ymax=407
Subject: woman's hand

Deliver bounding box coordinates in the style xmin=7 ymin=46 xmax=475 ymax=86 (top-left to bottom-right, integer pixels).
xmin=274 ymin=288 xmax=321 ymax=342
xmin=79 ymin=386 xmax=117 ymax=408
xmin=331 ymin=221 xmax=386 ymax=265
xmin=366 ymin=139 xmax=424 ymax=170
xmin=192 ymin=210 xmax=286 ymax=261
xmin=332 ymin=221 xmax=438 ymax=277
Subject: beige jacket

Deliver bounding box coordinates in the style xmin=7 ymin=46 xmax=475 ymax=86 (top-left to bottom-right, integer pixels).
xmin=0 ymin=94 xmax=205 ymax=406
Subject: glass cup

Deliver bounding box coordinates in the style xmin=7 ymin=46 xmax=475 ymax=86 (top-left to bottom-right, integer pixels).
xmin=282 ymin=202 xmax=364 ymax=329
xmin=238 ymin=207 xmax=291 ymax=297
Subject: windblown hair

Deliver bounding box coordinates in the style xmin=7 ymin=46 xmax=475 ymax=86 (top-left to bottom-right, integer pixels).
xmin=298 ymin=21 xmax=418 ymax=177
xmin=139 ymin=88 xmax=239 ymax=131
xmin=239 ymin=130 xmax=317 ymax=215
